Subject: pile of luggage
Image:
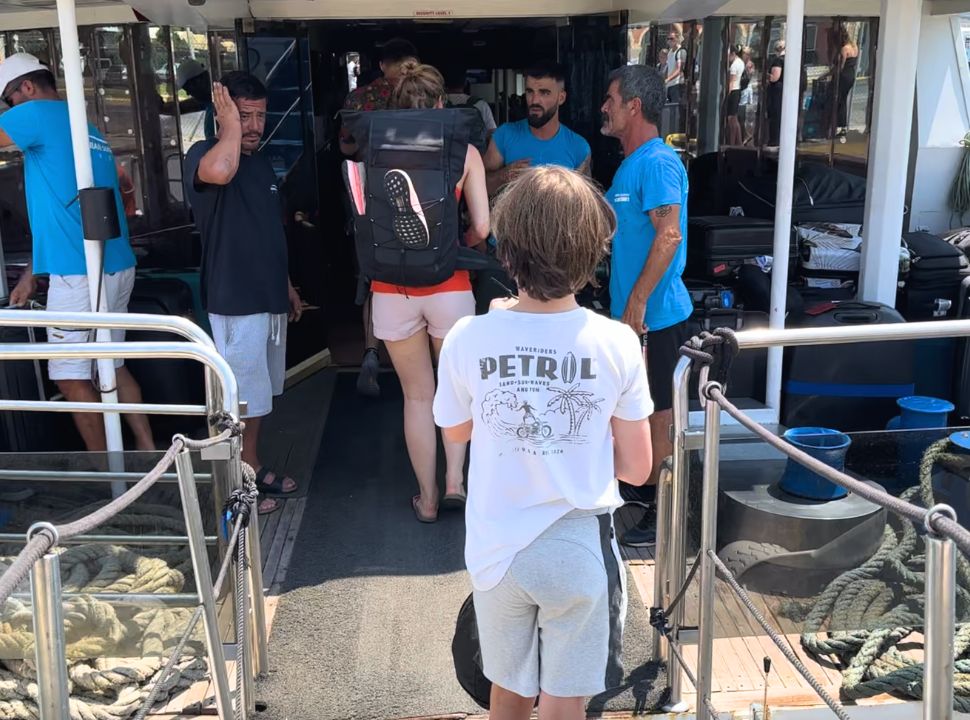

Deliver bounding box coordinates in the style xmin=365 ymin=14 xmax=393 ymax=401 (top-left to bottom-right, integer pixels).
xmin=681 ymin=151 xmax=970 ymax=426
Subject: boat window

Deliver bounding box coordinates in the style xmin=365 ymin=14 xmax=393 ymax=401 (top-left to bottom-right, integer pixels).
xmin=209 ymin=31 xmax=239 ymax=80
xmin=345 ymin=52 xmax=361 ymax=92
xmin=796 ymin=18 xmax=874 ymax=168
xmin=171 ymin=28 xmax=211 ymax=153
xmin=726 ymin=17 xmax=765 ymax=148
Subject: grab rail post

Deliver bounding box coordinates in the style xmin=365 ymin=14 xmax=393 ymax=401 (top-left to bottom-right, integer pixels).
xmin=29 ymin=527 xmax=70 ymax=720
xmin=695 ymin=383 xmax=722 ymax=720
xmin=662 ymin=356 xmax=692 ymax=710
xmin=176 ymin=447 xmax=233 ymax=720
xmin=652 ymin=461 xmax=672 ymax=662
xmin=924 ymin=505 xmax=958 ymax=720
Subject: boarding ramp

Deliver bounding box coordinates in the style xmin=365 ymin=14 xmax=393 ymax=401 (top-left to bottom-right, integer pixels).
xmin=0 ymin=309 xmax=267 ymax=720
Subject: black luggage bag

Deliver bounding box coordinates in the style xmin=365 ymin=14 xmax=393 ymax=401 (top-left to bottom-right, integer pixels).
xmin=783 ymin=302 xmax=915 ymax=432
xmin=898 ymin=231 xmax=970 ymax=321
xmin=0 ymin=324 xmax=79 ymax=452
xmin=687 ymin=308 xmax=768 ymax=404
xmin=126 ymin=276 xmax=206 ymax=437
xmin=732 ymin=163 xmax=867 ymax=225
xmin=687 ymin=216 xmax=796 ymax=280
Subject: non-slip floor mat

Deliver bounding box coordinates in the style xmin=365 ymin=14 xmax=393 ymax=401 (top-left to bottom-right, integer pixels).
xmin=258 ymin=373 xmax=664 ymax=719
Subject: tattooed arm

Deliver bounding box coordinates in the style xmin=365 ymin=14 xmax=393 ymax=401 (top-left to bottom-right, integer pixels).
xmin=620 ymin=203 xmax=683 ymax=336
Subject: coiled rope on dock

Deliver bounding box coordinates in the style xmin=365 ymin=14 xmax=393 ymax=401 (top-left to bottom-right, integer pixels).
xmin=797 ymin=438 xmax=970 ymax=710
xmin=0 ymin=503 xmax=208 ymax=720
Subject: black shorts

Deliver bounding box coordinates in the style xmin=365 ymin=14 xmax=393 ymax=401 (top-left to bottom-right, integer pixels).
xmin=646 ymin=320 xmax=690 ymax=413
xmin=725 ymin=89 xmax=741 ymax=116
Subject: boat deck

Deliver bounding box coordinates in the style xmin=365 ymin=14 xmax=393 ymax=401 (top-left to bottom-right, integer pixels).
xmin=154 ymin=501 xmax=926 ymax=719
xmin=612 ymin=508 xmax=924 ymax=717
xmin=150 ymin=370 xmax=923 ymax=719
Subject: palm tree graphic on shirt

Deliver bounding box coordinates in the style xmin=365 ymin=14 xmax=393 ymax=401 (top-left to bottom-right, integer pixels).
xmin=547 ymin=384 xmax=604 ymax=437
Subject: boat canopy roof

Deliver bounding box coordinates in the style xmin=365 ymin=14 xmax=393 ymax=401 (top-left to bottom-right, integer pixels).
xmin=0 ymin=0 xmax=966 ymax=31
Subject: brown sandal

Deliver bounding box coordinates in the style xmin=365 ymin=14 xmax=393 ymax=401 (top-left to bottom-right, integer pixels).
xmin=411 ymin=495 xmax=437 ymax=524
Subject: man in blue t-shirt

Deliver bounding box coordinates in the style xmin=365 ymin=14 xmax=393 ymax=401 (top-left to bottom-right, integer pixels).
xmin=484 ymin=61 xmax=591 ymax=197
xmin=601 ymin=64 xmax=691 ymax=548
xmin=0 ymin=53 xmax=153 ymax=453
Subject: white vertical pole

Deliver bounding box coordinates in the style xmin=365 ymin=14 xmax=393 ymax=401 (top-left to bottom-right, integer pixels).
xmin=56 ymin=0 xmax=126 ymax=493
xmin=859 ymin=0 xmax=923 ymax=304
xmin=765 ymin=0 xmax=804 ymax=420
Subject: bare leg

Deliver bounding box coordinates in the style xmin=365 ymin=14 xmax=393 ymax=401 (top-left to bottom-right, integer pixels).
xmin=115 ymin=366 xmax=155 ymax=451
xmin=385 ymin=328 xmax=439 ymax=518
xmin=432 ymin=335 xmax=467 ymax=497
xmin=648 ymin=409 xmax=673 ymax=485
xmin=56 ymin=379 xmax=106 ymax=452
xmin=242 ymin=415 xmax=263 ymax=470
xmin=538 ymin=692 xmax=586 ymax=720
xmin=489 ymin=684 xmax=535 ymax=720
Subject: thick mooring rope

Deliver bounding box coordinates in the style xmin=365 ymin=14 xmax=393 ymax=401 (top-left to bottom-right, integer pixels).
xmin=796 ymin=438 xmax=970 ymax=710
xmin=0 ymin=503 xmax=207 ymax=720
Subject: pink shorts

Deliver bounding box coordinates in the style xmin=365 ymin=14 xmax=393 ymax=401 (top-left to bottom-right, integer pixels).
xmin=372 ymin=290 xmax=475 ymax=342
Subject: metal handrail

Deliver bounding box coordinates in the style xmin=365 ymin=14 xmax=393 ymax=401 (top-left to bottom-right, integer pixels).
xmin=0 ymin=309 xmax=216 ymax=349
xmin=0 ymin=341 xmax=236 ymax=414
xmin=0 ymin=324 xmax=265 ymax=720
xmin=656 ymin=317 xmax=970 ymax=719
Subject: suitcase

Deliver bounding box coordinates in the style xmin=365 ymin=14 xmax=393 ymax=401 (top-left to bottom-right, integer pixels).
xmin=687 ymin=216 xmax=796 ymax=280
xmin=126 ymin=276 xmax=206 ymax=438
xmin=783 ymin=302 xmax=916 ymax=432
xmin=733 ymin=265 xmax=806 ymax=321
xmin=684 ymin=279 xmax=737 ymax=311
xmin=659 ymin=102 xmax=683 ymax=138
xmin=898 ymin=232 xmax=970 ymax=321
xmin=732 ymin=163 xmax=867 ymax=225
xmin=687 ymin=308 xmax=768 ymax=403
xmin=797 ymin=223 xmax=862 ymax=273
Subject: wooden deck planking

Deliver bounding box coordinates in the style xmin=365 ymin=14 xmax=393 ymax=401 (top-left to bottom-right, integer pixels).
xmin=625 ymin=552 xmax=923 ymax=714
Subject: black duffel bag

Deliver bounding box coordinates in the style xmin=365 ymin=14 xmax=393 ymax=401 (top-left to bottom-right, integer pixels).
xmin=452 ymin=593 xmax=492 ymax=709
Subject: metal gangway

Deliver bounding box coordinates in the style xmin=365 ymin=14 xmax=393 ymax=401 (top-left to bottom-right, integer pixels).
xmin=652 ymin=318 xmax=970 ymax=720
xmin=0 ymin=309 xmax=267 ymax=720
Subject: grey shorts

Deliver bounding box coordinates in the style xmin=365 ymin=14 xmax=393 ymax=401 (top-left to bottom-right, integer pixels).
xmin=473 ymin=509 xmax=626 ymax=699
xmin=45 ymin=268 xmax=135 ymax=381
xmin=209 ymin=313 xmax=287 ymax=418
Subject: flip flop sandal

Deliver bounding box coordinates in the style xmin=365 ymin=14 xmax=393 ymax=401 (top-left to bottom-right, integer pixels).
xmin=441 ymin=493 xmax=467 ymax=511
xmin=384 ymin=169 xmax=430 ymax=249
xmin=412 ymin=495 xmax=437 ymax=524
xmin=256 ymin=466 xmax=298 ymax=496
xmin=258 ymin=497 xmax=281 ymax=515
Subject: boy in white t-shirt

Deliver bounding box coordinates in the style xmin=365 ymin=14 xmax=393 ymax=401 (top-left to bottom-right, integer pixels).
xmin=433 ymin=166 xmax=654 ymax=719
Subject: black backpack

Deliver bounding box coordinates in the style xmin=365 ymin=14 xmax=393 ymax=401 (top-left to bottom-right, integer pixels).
xmin=341 ymin=108 xmax=487 ymax=287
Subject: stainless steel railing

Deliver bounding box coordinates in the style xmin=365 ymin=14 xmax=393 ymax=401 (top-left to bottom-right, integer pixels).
xmin=654 ymin=318 xmax=970 ymax=720
xmin=0 ymin=310 xmax=268 ymax=720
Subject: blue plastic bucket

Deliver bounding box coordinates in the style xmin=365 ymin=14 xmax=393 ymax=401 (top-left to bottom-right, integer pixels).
xmin=779 ymin=427 xmax=851 ymax=501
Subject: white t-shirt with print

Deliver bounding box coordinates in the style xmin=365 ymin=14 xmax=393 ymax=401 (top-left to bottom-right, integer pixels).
xmin=433 ymin=307 xmax=654 ymax=591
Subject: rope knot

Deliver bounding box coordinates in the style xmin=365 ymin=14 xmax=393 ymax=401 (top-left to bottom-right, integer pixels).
xmin=211 ymin=412 xmax=244 ymax=438
xmin=224 ymin=467 xmax=259 ymax=533
xmin=649 ymin=607 xmax=670 ymax=634
xmin=679 ymin=326 xmax=739 ymax=390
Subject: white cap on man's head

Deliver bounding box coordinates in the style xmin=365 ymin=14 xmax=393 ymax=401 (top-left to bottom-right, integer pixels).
xmin=0 ymin=53 xmax=48 ymax=94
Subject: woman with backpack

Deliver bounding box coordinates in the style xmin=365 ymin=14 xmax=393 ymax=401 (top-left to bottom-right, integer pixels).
xmin=371 ymin=61 xmax=491 ymax=523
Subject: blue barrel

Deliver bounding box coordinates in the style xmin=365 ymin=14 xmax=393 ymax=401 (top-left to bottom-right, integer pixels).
xmin=779 ymin=427 xmax=851 ymax=500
